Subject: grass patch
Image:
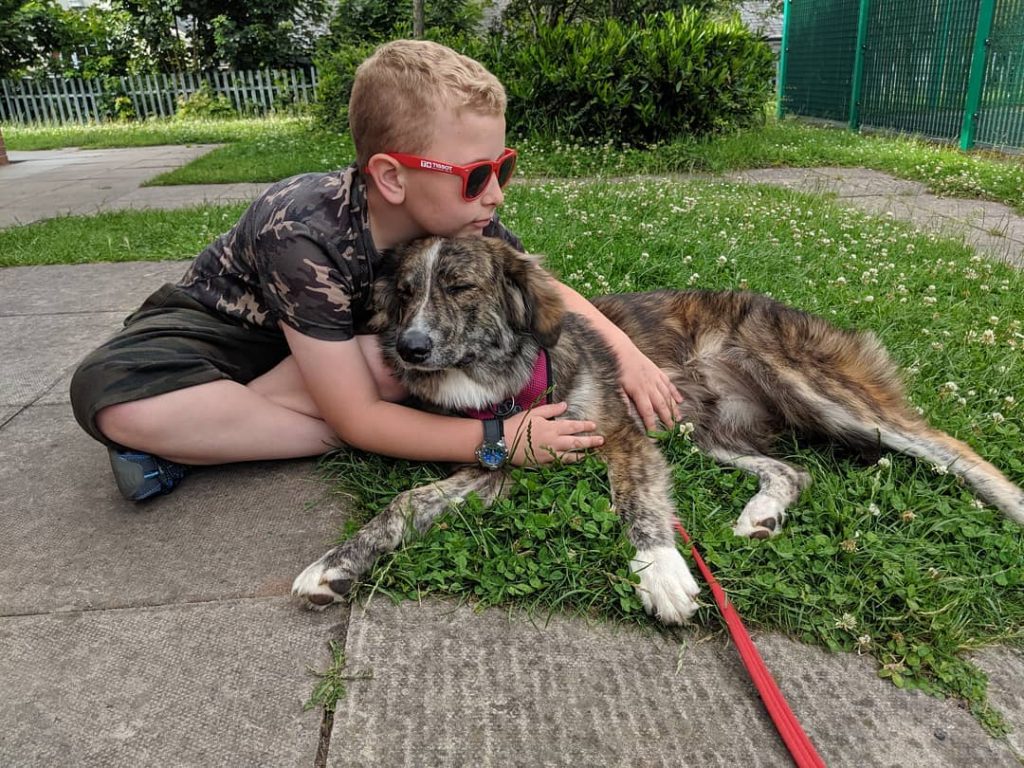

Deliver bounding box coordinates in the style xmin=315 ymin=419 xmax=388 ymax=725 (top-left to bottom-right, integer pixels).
xmin=8 ymin=116 xmax=1021 ymax=213
xmin=515 ymin=119 xmax=1024 ymax=214
xmin=3 ymin=115 xmax=315 ymax=151
xmin=0 ymin=204 xmax=247 ymax=267
xmin=303 ymin=639 xmax=372 ymax=714
xmin=316 ymin=179 xmax=1023 ymax=734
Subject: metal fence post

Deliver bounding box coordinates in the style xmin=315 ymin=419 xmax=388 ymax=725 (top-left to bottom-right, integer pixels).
xmin=848 ymin=0 xmax=871 ymax=130
xmin=776 ymin=0 xmax=792 ymax=119
xmin=960 ymin=0 xmax=997 ymax=150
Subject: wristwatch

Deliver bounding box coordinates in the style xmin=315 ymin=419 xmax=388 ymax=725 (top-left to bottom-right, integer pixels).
xmin=475 ymin=418 xmax=508 ymax=470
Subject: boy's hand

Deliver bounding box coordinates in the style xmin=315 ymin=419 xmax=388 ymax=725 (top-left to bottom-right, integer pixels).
xmin=503 ymin=402 xmax=603 ymax=466
xmin=613 ymin=339 xmax=683 ymax=433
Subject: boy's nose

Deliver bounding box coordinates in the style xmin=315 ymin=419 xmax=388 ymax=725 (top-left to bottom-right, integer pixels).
xmin=480 ymin=171 xmax=504 ymax=206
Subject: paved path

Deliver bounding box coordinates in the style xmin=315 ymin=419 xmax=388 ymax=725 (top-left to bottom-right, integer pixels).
xmin=1 ymin=145 xmax=1022 ymax=766
xmin=724 ymin=166 xmax=1024 ymax=267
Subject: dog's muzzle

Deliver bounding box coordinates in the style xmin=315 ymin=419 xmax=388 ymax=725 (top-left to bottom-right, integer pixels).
xmin=397 ymin=329 xmax=432 ymax=364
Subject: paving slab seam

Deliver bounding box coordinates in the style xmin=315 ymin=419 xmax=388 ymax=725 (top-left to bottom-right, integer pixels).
xmin=0 ymin=593 xmax=334 ymax=619
xmin=0 ymin=365 xmax=74 ymax=428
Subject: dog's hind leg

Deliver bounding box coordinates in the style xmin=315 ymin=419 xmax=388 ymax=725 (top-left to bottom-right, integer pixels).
xmin=705 ymin=448 xmax=812 ymax=539
xmin=292 ymin=467 xmax=509 ymax=609
xmin=603 ymin=432 xmax=701 ymax=625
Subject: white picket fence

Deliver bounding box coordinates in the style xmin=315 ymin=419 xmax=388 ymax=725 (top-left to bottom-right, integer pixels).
xmin=0 ymin=68 xmax=319 ymax=124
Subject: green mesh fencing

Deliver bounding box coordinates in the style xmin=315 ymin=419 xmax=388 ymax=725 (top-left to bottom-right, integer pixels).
xmin=977 ymin=0 xmax=1024 ymax=148
xmin=859 ymin=0 xmax=979 ymax=142
xmin=780 ymin=0 xmax=1024 ymax=151
xmin=780 ymin=0 xmax=860 ymax=121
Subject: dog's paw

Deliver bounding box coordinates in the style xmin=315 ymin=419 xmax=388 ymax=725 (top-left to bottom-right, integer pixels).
xmin=732 ymin=497 xmax=786 ymax=540
xmin=630 ymin=546 xmax=701 ymax=625
xmin=291 ymin=552 xmax=358 ymax=610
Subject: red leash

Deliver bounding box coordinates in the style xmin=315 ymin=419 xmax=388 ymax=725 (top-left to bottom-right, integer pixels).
xmin=673 ymin=519 xmax=826 ymax=768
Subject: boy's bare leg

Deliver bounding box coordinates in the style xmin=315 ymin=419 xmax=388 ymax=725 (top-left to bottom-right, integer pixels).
xmin=96 ymin=336 xmax=406 ymax=465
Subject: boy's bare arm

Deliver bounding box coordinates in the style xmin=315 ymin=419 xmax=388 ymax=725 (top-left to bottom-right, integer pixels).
xmin=281 ymin=325 xmax=602 ymax=465
xmin=550 ymin=279 xmax=682 ymax=431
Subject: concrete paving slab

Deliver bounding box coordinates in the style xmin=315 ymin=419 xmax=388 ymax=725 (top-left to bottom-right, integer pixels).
xmin=0 ymin=598 xmax=340 ymax=767
xmin=331 ymin=599 xmax=1017 ymax=767
xmin=1 ymin=146 xmax=221 ymax=228
xmin=972 ymin=647 xmax=1024 ymax=755
xmin=0 ymin=313 xmax=123 ymax=406
xmin=0 ymin=403 xmax=347 ymax=614
xmin=0 ymin=261 xmax=187 ymax=316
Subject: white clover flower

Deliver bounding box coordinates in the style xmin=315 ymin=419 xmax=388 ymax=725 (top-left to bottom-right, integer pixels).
xmin=940 ymin=381 xmax=959 ymax=393
xmin=863 ymin=295 xmax=875 ymax=303
xmin=868 ymin=503 xmax=881 ymax=516
xmin=678 ymin=422 xmax=695 ymax=437
xmin=971 ymin=498 xmax=985 ymax=509
xmin=834 ymin=613 xmax=858 ymax=631
xmin=932 ymin=463 xmax=949 ymax=475
xmin=991 ymin=412 xmax=1006 ymax=424
xmin=989 ymin=316 xmax=1000 ymax=325
xmin=981 ymin=329 xmax=996 ymax=345
xmin=923 ymin=296 xmax=938 ymax=305
xmin=835 ymin=276 xmax=848 ymax=285
xmin=1005 ymin=396 xmax=1016 ymax=405
xmin=877 ymin=457 xmax=892 ymax=468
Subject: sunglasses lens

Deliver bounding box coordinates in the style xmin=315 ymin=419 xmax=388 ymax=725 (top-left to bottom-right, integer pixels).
xmin=497 ymin=154 xmax=516 ymax=187
xmin=465 ymin=164 xmax=492 ymax=199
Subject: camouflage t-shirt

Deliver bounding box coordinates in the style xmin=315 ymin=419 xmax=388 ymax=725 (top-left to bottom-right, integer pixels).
xmin=177 ymin=164 xmax=524 ymax=342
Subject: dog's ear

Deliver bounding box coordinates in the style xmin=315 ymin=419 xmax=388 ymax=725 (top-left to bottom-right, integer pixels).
xmin=368 ymin=246 xmax=403 ymax=332
xmin=499 ymin=242 xmax=564 ymax=348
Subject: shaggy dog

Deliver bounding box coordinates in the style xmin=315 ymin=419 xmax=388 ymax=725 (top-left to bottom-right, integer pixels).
xmin=293 ymin=237 xmax=1024 ymax=624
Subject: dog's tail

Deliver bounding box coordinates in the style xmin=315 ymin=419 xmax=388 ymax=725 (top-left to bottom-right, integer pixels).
xmin=763 ymin=324 xmax=1024 ymax=523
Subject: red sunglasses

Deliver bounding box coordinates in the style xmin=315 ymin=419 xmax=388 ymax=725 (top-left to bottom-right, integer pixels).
xmin=382 ymin=148 xmax=518 ymax=201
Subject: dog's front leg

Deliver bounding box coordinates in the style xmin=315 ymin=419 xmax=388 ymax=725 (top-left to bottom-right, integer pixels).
xmin=292 ymin=467 xmax=509 ymax=608
xmin=603 ymin=433 xmax=701 ymax=625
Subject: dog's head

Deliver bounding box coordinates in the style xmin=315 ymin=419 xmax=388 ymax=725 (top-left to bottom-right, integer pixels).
xmin=373 ymin=236 xmax=564 ymax=375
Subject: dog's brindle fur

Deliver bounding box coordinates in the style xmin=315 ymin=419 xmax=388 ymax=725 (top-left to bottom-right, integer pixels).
xmin=293 ymin=237 xmax=1024 ymax=624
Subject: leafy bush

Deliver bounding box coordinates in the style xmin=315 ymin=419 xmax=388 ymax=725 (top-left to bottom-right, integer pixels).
xmin=174 ymin=83 xmax=237 ymax=120
xmin=313 ymin=10 xmax=773 ymax=144
xmin=313 ymin=42 xmax=378 ymax=133
xmin=490 ymin=10 xmax=775 ymax=143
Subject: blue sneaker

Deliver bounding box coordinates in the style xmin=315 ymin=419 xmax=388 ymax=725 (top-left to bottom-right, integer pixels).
xmin=108 ymin=447 xmax=187 ymax=501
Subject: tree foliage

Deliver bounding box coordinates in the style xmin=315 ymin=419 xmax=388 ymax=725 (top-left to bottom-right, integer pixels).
xmin=493 ymin=0 xmax=740 ymax=36
xmin=112 ymin=0 xmax=329 ymax=71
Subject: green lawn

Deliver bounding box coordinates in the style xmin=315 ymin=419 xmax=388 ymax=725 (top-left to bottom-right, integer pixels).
xmin=2 ymin=119 xmax=1022 ymax=731
xmin=6 ymin=116 xmax=1024 ymax=212
xmin=320 ymin=179 xmax=1022 ymax=734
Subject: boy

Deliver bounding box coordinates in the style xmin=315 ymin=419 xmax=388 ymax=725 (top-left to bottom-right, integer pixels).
xmin=70 ymin=39 xmax=682 ymax=501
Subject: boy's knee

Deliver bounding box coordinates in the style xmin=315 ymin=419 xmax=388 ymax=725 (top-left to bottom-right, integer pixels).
xmin=94 ymin=400 xmax=152 ymax=447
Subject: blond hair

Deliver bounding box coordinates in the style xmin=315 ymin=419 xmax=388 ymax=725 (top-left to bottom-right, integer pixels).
xmin=349 ymin=39 xmax=507 ymax=168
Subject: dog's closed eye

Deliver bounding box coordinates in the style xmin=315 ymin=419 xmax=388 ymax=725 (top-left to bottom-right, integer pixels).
xmin=444 ymin=283 xmax=475 ymax=296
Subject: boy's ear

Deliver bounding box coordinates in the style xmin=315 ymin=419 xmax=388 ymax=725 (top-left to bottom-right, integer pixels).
xmin=499 ymin=242 xmax=564 ymax=348
xmin=365 ymin=154 xmax=406 ymax=204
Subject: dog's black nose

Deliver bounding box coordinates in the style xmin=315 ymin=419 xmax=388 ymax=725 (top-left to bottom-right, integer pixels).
xmin=397 ymin=330 xmax=432 ymax=363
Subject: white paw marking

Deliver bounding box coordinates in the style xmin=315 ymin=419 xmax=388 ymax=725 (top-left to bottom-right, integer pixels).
xmin=630 ymin=546 xmax=701 ymax=625
xmin=291 ymin=559 xmax=343 ymax=607
xmin=733 ymin=495 xmax=785 ymax=538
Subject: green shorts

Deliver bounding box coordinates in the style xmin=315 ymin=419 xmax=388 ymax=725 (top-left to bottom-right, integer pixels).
xmin=70 ymin=283 xmax=290 ymax=446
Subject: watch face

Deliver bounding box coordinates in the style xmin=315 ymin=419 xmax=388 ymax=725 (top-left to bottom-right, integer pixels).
xmin=477 ymin=441 xmax=507 ymax=469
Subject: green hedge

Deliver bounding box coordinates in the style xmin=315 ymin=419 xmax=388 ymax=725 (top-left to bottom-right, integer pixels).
xmin=492 ymin=10 xmax=774 ymax=143
xmin=314 ymin=10 xmax=775 ymax=144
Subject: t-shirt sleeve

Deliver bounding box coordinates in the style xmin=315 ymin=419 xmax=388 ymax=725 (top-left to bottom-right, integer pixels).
xmin=254 ymin=222 xmax=359 ymax=341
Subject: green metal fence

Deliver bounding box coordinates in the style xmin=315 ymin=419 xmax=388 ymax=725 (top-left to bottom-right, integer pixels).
xmin=777 ymin=0 xmax=1024 ymax=151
